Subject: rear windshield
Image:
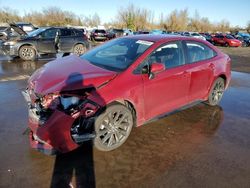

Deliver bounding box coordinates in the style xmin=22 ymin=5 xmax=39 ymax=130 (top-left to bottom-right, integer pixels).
xmin=95 ymin=30 xmax=106 ymax=33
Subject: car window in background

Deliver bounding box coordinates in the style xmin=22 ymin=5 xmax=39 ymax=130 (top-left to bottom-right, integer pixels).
xmin=147 ymin=42 xmax=184 ymax=69
xmin=74 ymin=29 xmax=83 ymax=36
xmin=41 ymin=29 xmax=57 ymax=38
xmin=226 ymin=35 xmax=234 ymax=39
xmin=191 ymin=33 xmax=199 ymax=36
xmin=95 ymin=29 xmax=106 ymax=33
xmin=81 ymin=38 xmax=153 ymax=72
xmin=60 ymin=29 xmax=74 ymax=36
xmin=186 ymin=41 xmax=217 ymax=63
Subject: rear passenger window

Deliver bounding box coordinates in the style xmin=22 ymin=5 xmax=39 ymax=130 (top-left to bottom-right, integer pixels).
xmin=60 ymin=29 xmax=73 ymax=36
xmin=186 ymin=42 xmax=217 ymax=63
xmin=148 ymin=41 xmax=184 ymax=69
xmin=74 ymin=29 xmax=83 ymax=36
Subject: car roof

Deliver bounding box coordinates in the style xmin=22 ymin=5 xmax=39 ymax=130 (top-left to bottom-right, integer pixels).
xmin=126 ymin=34 xmax=187 ymax=42
xmin=38 ymin=27 xmax=78 ymax=30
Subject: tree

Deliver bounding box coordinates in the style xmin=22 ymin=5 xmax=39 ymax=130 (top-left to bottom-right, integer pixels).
xmin=116 ymin=3 xmax=154 ymax=31
xmin=164 ymin=8 xmax=189 ymax=31
xmin=83 ymin=13 xmax=101 ymax=27
xmin=0 ymin=7 xmax=21 ymax=23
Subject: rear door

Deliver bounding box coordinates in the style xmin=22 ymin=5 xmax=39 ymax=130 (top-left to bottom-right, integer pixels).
xmin=142 ymin=41 xmax=189 ymax=120
xmin=58 ymin=28 xmax=76 ymax=52
xmin=183 ymin=41 xmax=217 ymax=102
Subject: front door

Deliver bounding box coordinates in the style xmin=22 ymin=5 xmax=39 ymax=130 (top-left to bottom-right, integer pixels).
xmin=142 ymin=41 xmax=189 ymax=120
xmin=37 ymin=28 xmax=58 ymax=53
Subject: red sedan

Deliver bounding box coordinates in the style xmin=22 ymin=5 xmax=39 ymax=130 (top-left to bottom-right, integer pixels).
xmin=23 ymin=35 xmax=231 ymax=154
xmin=212 ymin=34 xmax=242 ymax=47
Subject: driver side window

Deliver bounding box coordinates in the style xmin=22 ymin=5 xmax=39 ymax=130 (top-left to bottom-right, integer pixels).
xmin=146 ymin=41 xmax=184 ymax=69
xmin=41 ymin=29 xmax=57 ymax=39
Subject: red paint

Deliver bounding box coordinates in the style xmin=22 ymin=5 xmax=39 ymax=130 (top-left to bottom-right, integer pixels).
xmin=26 ymin=35 xmax=231 ymax=154
xmin=212 ymin=35 xmax=242 ymax=47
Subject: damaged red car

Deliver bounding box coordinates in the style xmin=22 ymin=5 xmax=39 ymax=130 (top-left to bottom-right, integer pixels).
xmin=23 ymin=35 xmax=231 ymax=155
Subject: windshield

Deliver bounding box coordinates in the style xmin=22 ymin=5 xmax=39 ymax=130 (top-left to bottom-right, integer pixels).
xmin=226 ymin=35 xmax=234 ymax=39
xmin=28 ymin=28 xmax=46 ymax=37
xmin=81 ymin=38 xmax=154 ymax=72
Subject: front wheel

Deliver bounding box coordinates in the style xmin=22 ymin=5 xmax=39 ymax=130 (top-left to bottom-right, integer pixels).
xmin=19 ymin=45 xmax=36 ymax=61
xmin=73 ymin=44 xmax=86 ymax=56
xmin=206 ymin=78 xmax=225 ymax=106
xmin=94 ymin=104 xmax=134 ymax=151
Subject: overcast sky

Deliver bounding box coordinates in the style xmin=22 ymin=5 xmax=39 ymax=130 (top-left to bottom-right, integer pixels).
xmin=0 ymin=0 xmax=249 ymax=27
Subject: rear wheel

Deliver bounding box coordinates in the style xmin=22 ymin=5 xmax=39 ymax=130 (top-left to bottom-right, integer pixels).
xmin=206 ymin=78 xmax=225 ymax=106
xmin=19 ymin=45 xmax=36 ymax=61
xmin=73 ymin=44 xmax=86 ymax=56
xmin=94 ymin=104 xmax=133 ymax=151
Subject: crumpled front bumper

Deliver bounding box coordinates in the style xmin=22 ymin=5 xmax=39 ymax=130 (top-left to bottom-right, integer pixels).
xmin=22 ymin=90 xmax=79 ymax=155
xmin=0 ymin=44 xmax=18 ymax=56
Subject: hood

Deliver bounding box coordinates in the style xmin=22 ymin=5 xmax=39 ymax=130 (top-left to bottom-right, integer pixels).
xmin=231 ymin=39 xmax=241 ymax=43
xmin=9 ymin=23 xmax=27 ymax=36
xmin=29 ymin=55 xmax=118 ymax=95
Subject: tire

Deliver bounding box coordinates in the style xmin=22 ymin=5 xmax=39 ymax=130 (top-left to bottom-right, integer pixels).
xmin=224 ymin=42 xmax=229 ymax=47
xmin=206 ymin=78 xmax=225 ymax=106
xmin=73 ymin=44 xmax=86 ymax=56
xmin=94 ymin=104 xmax=133 ymax=151
xmin=19 ymin=45 xmax=36 ymax=61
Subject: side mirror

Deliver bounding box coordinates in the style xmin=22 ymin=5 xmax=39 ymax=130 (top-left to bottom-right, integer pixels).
xmin=151 ymin=62 xmax=165 ymax=74
xmin=37 ymin=35 xmax=42 ymax=39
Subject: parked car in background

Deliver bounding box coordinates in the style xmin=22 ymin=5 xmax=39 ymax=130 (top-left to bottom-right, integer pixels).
xmin=0 ymin=23 xmax=27 ymax=41
xmin=107 ymin=28 xmax=124 ymax=39
xmin=90 ymin=29 xmax=108 ymax=41
xmin=190 ymin=32 xmax=206 ymax=40
xmin=201 ymin=33 xmax=214 ymax=44
xmin=23 ymin=35 xmax=231 ymax=154
xmin=212 ymin=34 xmax=242 ymax=47
xmin=1 ymin=26 xmax=89 ymax=60
xmin=182 ymin=32 xmax=190 ymax=36
xmin=150 ymin=29 xmax=166 ymax=35
xmin=15 ymin=22 xmax=38 ymax=33
xmin=234 ymin=35 xmax=250 ymax=47
xmin=134 ymin=30 xmax=150 ymax=35
xmin=123 ymin=29 xmax=133 ymax=36
xmin=0 ymin=27 xmax=8 ymax=41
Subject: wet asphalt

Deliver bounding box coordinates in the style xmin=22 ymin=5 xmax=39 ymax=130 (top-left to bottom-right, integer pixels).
xmin=0 ymin=55 xmax=250 ymax=188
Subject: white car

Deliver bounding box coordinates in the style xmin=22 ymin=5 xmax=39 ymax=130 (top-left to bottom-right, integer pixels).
xmin=190 ymin=32 xmax=206 ymax=40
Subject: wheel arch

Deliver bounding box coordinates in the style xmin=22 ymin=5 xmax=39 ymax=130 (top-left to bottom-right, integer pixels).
xmin=18 ymin=43 xmax=38 ymax=54
xmin=107 ymin=99 xmax=137 ymax=127
xmin=218 ymin=74 xmax=227 ymax=84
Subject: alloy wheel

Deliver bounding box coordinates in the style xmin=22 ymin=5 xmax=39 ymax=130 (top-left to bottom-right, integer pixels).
xmin=94 ymin=104 xmax=133 ymax=151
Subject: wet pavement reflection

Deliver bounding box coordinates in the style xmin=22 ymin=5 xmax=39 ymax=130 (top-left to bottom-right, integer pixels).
xmin=0 ymin=56 xmax=250 ymax=188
